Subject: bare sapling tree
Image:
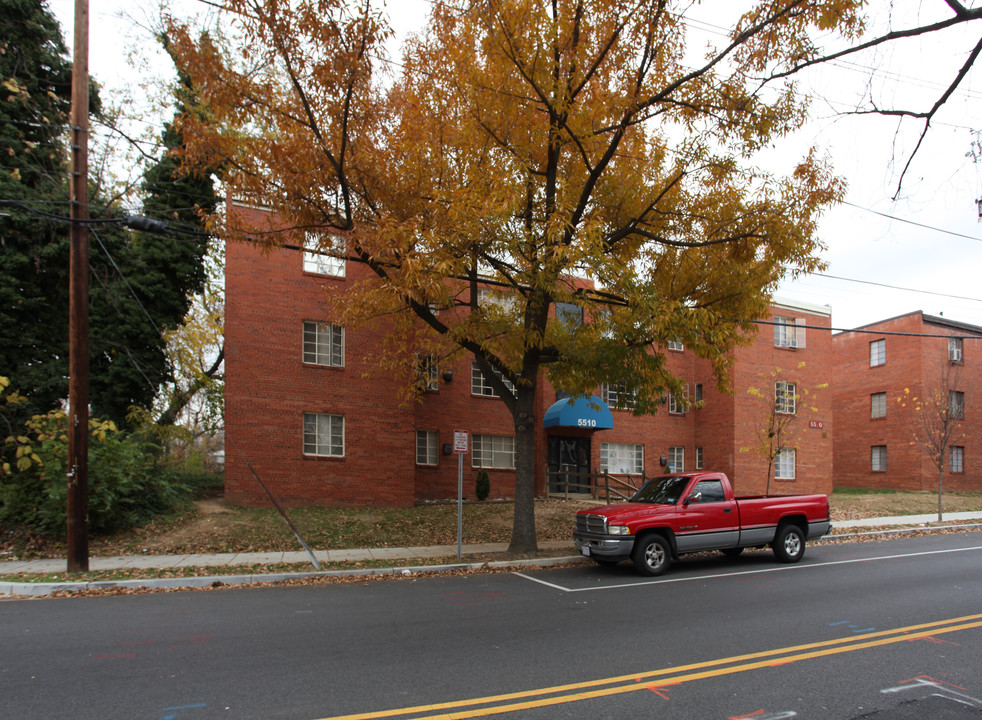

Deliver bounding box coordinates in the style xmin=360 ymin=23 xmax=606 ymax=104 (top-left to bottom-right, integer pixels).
xmin=897 ymin=340 xmax=966 ymax=521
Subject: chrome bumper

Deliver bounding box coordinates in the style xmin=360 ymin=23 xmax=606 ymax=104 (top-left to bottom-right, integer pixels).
xmin=573 ymin=533 xmax=635 ymax=559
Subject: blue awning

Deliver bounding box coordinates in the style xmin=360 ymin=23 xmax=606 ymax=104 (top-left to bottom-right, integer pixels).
xmin=543 ymin=395 xmax=614 ymax=430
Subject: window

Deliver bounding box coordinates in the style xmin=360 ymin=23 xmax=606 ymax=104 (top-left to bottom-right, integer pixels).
xmin=477 ymin=286 xmax=519 ymax=313
xmin=695 ymin=446 xmax=704 ymax=470
xmin=774 ymin=316 xmax=800 ymax=348
xmin=694 ymin=383 xmax=703 ymax=404
xmin=302 ymin=322 xmax=344 ymax=367
xmin=871 ymin=392 xmax=886 ymax=419
xmin=775 ymin=448 xmax=796 ymax=479
xmin=601 ymin=382 xmax=638 ymax=410
xmin=775 ymin=381 xmax=796 ymax=415
xmin=667 ymin=338 xmax=684 ymax=351
xmin=668 ymin=385 xmax=688 ymax=415
xmin=555 ymin=302 xmax=583 ymax=326
xmin=472 ymin=434 xmax=515 ymax=469
xmin=416 ymin=355 xmax=439 ymax=391
xmin=951 ymin=446 xmax=965 ymax=474
xmin=668 ymin=446 xmax=684 ymax=472
xmin=600 ymin=442 xmax=643 ymax=474
xmin=949 ymin=337 xmax=964 ymax=363
xmin=303 ymin=232 xmax=346 ymax=277
xmin=949 ymin=391 xmax=965 ymax=419
xmin=870 ymin=339 xmax=886 ymax=367
xmin=416 ymin=430 xmax=438 ymax=466
xmin=692 ymin=479 xmax=725 ymax=502
xmin=303 ymin=413 xmax=344 ymax=457
xmin=871 ymin=445 xmax=887 ymax=472
xmin=471 ymin=363 xmax=515 ymax=397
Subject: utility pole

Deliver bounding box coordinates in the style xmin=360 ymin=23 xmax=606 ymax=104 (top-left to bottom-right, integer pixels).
xmin=67 ymin=0 xmax=90 ymax=573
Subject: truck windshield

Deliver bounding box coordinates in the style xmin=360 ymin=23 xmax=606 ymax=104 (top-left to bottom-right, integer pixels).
xmin=631 ymin=476 xmax=691 ymax=505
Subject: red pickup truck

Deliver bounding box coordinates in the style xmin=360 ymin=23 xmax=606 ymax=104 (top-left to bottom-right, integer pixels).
xmin=573 ymin=472 xmax=831 ymax=575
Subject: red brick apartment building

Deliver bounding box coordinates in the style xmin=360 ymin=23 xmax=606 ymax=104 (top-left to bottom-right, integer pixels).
xmin=224 ymin=211 xmax=834 ymax=507
xmin=832 ymin=312 xmax=982 ymax=492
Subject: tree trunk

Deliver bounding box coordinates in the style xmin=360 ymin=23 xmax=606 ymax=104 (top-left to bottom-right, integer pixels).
xmin=156 ymin=345 xmax=224 ymax=427
xmin=937 ymin=465 xmax=944 ymax=523
xmin=508 ymin=388 xmax=538 ymax=555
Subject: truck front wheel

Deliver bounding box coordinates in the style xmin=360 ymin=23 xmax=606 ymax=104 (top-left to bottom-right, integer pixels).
xmin=772 ymin=524 xmax=805 ymax=563
xmin=632 ymin=534 xmax=671 ymax=576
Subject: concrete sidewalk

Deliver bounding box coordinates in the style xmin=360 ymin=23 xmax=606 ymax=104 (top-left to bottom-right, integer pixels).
xmin=2 ymin=513 xmax=981 ymax=597
xmin=0 ymin=540 xmax=574 ymax=575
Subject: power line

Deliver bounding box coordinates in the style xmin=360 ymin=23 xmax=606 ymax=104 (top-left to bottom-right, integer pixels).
xmin=811 ymin=272 xmax=981 ymax=304
xmin=842 ymin=201 xmax=982 ymax=241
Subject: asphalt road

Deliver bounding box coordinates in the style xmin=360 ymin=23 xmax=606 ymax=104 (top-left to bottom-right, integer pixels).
xmin=3 ymin=532 xmax=982 ymax=720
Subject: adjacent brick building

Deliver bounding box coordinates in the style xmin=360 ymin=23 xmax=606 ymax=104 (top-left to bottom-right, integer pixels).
xmin=224 ymin=205 xmax=834 ymax=507
xmin=832 ymin=312 xmax=982 ymax=492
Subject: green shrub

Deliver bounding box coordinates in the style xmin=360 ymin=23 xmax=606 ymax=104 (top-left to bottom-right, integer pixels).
xmin=475 ymin=469 xmax=490 ymax=501
xmin=0 ymin=410 xmax=210 ymax=536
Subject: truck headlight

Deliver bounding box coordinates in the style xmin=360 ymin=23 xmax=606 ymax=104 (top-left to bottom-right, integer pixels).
xmin=608 ymin=525 xmax=631 ymax=536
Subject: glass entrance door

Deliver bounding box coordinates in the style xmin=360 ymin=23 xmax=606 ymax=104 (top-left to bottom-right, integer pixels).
xmin=547 ymin=436 xmax=591 ymax=494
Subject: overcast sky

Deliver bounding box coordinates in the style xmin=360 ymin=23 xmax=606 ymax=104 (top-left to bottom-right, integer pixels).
xmin=50 ymin=0 xmax=982 ymax=331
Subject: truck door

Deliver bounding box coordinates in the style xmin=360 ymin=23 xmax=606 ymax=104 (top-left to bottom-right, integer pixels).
xmin=674 ymin=478 xmax=739 ymax=553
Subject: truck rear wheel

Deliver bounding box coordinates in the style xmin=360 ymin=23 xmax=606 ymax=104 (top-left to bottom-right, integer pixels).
xmin=772 ymin=524 xmax=805 ymax=563
xmin=632 ymin=534 xmax=671 ymax=576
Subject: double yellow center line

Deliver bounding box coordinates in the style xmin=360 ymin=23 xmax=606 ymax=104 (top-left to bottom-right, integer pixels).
xmin=319 ymin=612 xmax=982 ymax=720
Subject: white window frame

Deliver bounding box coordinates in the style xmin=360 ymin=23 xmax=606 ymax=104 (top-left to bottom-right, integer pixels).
xmin=667 ymin=338 xmax=684 ymax=351
xmin=870 ymin=339 xmax=886 ymax=367
xmin=870 ymin=392 xmax=886 ymax=419
xmin=775 ymin=448 xmax=796 ymax=479
xmin=949 ymin=337 xmax=964 ymax=363
xmin=774 ymin=316 xmax=803 ymax=348
xmin=302 ymin=321 xmax=344 ymax=367
xmin=668 ymin=446 xmax=684 ymax=473
xmin=695 ymin=446 xmax=704 ymax=470
xmin=416 ymin=430 xmax=439 ymax=466
xmin=303 ymin=232 xmax=346 ymax=277
xmin=477 ymin=286 xmax=519 ymax=313
xmin=951 ymin=446 xmax=965 ymax=473
xmin=416 ymin=355 xmax=439 ymax=391
xmin=775 ymin=381 xmax=796 ymax=415
xmin=303 ymin=412 xmax=344 ymax=457
xmin=472 ymin=434 xmax=515 ymax=469
xmin=949 ymin=390 xmax=965 ymax=419
xmin=471 ymin=363 xmax=515 ymax=398
xmin=872 ymin=445 xmax=887 ymax=472
xmin=601 ymin=382 xmax=638 ymax=411
xmin=668 ymin=385 xmax=688 ymax=415
xmin=600 ymin=442 xmax=644 ymax=474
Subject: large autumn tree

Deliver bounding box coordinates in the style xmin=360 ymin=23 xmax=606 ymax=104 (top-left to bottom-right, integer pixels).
xmin=166 ymin=0 xmax=948 ymax=553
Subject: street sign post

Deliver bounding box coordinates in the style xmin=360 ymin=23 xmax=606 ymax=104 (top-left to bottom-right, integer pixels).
xmin=453 ymin=430 xmax=469 ymax=559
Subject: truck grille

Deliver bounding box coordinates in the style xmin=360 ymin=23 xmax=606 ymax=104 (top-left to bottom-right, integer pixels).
xmin=576 ymin=514 xmax=608 ymax=534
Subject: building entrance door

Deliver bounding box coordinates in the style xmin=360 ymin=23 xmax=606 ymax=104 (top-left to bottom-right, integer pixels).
xmin=548 ymin=436 xmax=591 ymax=495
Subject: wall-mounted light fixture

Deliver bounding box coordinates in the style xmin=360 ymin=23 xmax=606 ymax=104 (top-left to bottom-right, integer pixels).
xmin=443 ymin=370 xmax=454 ymax=383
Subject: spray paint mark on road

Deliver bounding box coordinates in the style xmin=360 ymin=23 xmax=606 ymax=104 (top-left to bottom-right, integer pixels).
xmin=160 ymin=703 xmax=207 ymax=719
xmin=881 ymin=676 xmax=982 ymax=708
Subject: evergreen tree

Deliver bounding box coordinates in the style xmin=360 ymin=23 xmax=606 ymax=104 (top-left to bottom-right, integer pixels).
xmin=0 ymin=0 xmax=77 ymax=419
xmin=0 ymin=1 xmax=216 ymax=427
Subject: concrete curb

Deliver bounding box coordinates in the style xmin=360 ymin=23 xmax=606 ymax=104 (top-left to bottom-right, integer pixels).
xmin=0 ymin=554 xmax=589 ymax=597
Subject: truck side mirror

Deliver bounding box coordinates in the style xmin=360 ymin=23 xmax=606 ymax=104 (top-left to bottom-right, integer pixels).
xmin=684 ymin=491 xmax=702 ymax=506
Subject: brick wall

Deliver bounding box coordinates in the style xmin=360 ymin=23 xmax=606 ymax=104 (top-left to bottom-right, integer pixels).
xmin=224 ymin=203 xmax=837 ymax=506
xmin=832 ymin=312 xmax=982 ymax=492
